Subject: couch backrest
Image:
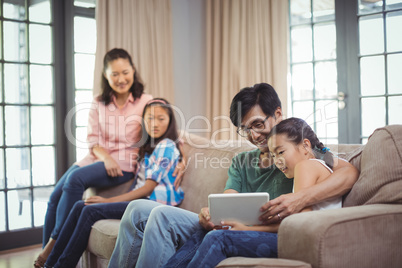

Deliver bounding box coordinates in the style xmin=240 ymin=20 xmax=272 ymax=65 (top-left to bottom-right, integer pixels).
xmin=343 ymin=125 xmax=402 ymax=207
xmin=178 ymin=132 xmax=255 ymax=213
xmin=90 ymin=126 xmax=402 ymax=211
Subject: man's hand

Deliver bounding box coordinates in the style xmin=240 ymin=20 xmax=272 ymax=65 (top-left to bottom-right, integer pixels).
xmin=104 ymin=156 xmax=124 ymax=177
xmin=198 ymin=207 xmax=215 ymax=231
xmin=259 ymin=192 xmax=305 ymax=224
xmin=173 ymin=158 xmax=186 ymax=190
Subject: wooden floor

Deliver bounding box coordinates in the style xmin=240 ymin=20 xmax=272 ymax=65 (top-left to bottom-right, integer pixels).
xmin=0 ymin=244 xmax=42 ymax=268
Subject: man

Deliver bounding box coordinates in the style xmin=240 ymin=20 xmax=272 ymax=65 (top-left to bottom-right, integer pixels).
xmin=108 ymin=83 xmax=359 ymax=268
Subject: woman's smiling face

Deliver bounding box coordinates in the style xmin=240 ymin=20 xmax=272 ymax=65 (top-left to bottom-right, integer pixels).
xmin=104 ymin=58 xmax=134 ymax=98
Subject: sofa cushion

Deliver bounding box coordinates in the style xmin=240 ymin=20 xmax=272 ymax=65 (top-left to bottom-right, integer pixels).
xmin=343 ymin=125 xmax=402 ymax=207
xmin=87 ymin=219 xmax=120 ymax=260
xmin=216 ymin=257 xmax=311 ymax=268
xmin=179 ymin=132 xmax=255 ymax=213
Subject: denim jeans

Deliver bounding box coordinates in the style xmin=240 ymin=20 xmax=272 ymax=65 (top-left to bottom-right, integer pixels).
xmin=108 ymin=199 xmax=201 ymax=268
xmin=44 ymin=200 xmax=130 ymax=268
xmin=42 ymin=162 xmax=134 ymax=246
xmin=164 ymin=229 xmax=278 ymax=268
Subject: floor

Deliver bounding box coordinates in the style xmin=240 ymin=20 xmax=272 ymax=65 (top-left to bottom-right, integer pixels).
xmin=0 ymin=244 xmax=42 ymax=268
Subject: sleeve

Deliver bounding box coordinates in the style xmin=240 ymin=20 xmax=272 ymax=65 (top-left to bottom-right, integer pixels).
xmin=86 ymin=99 xmax=100 ymax=149
xmin=224 ymin=154 xmax=243 ymax=192
xmin=145 ymin=139 xmax=179 ymax=184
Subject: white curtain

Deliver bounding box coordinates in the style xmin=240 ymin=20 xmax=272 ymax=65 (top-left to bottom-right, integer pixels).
xmin=206 ymin=0 xmax=289 ymax=140
xmin=93 ymin=0 xmax=174 ymax=101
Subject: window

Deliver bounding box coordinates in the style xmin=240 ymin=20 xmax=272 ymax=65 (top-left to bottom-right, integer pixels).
xmin=357 ymin=0 xmax=402 ymax=142
xmin=289 ymin=0 xmax=338 ymax=145
xmin=72 ymin=1 xmax=96 ymax=161
xmin=0 ymin=0 xmax=55 ymax=236
xmin=289 ymin=0 xmax=402 ymax=144
xmin=0 ymin=0 xmax=96 ymax=250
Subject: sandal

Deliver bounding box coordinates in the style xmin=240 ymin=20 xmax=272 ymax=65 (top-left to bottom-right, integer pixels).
xmin=34 ymin=255 xmax=46 ymax=268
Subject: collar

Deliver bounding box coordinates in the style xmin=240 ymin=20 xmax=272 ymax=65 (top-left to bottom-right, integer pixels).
xmin=112 ymin=93 xmax=134 ymax=108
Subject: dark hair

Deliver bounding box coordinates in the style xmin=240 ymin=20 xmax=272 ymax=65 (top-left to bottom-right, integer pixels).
xmin=138 ymin=98 xmax=181 ymax=159
xmin=268 ymin=117 xmax=334 ymax=169
xmin=98 ymin=48 xmax=144 ymax=105
xmin=230 ymin=83 xmax=281 ymax=127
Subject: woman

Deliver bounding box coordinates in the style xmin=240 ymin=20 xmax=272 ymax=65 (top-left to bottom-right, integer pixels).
xmin=34 ymin=48 xmax=152 ymax=267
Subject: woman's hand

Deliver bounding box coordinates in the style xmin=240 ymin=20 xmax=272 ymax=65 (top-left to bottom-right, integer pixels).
xmin=85 ymin=195 xmax=109 ymax=205
xmin=104 ymin=156 xmax=124 ymax=177
xmin=92 ymin=145 xmax=123 ymax=177
xmin=172 ymin=159 xmax=186 ymax=190
xmin=198 ymin=207 xmax=215 ymax=231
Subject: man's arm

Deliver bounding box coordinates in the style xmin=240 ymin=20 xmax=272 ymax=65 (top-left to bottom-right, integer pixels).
xmin=259 ymin=159 xmax=359 ymax=224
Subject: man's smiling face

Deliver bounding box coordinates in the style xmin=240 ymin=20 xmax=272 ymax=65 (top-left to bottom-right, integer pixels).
xmin=239 ymin=105 xmax=282 ymax=153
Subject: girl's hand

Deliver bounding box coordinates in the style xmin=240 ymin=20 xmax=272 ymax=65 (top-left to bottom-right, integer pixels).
xmin=104 ymin=156 xmax=124 ymax=177
xmin=173 ymin=159 xmax=186 ymax=190
xmin=85 ymin=196 xmax=109 ymax=204
xmin=198 ymin=207 xmax=215 ymax=231
xmin=220 ymin=220 xmax=249 ymax=231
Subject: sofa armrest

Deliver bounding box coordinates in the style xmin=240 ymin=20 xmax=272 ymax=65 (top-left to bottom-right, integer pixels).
xmin=278 ymin=204 xmax=402 ymax=268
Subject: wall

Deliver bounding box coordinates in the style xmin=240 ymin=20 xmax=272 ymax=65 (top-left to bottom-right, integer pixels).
xmin=171 ymin=0 xmax=207 ymax=136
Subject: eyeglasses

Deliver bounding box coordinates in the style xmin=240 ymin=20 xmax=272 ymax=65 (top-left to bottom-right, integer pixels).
xmin=237 ymin=115 xmax=270 ymax=137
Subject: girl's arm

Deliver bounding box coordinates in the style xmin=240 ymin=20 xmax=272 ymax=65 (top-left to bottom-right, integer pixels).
xmin=173 ymin=142 xmax=187 ymax=189
xmin=260 ymin=159 xmax=358 ymax=224
xmin=292 ymin=160 xmax=328 ymax=213
xmin=221 ymin=220 xmax=281 ymax=233
xmin=87 ymin=139 xmax=179 ymax=205
xmin=85 ymin=179 xmax=157 ymax=204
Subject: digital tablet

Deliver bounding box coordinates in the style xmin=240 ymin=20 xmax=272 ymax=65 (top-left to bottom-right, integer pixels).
xmin=208 ymin=192 xmax=269 ymax=226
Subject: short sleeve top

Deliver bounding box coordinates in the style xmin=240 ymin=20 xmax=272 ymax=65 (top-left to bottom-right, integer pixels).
xmin=75 ymin=93 xmax=153 ymax=172
xmin=224 ymin=149 xmax=293 ymax=199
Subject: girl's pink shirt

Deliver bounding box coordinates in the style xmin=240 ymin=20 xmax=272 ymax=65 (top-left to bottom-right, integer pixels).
xmin=75 ymin=93 xmax=153 ymax=172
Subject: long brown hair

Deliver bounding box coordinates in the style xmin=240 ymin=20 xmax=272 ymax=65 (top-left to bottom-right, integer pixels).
xmin=138 ymin=98 xmax=181 ymax=159
xmin=268 ymin=117 xmax=334 ymax=169
xmin=98 ymin=48 xmax=144 ymax=105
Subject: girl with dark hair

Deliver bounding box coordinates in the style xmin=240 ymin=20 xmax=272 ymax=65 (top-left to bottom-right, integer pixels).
xmin=163 ymin=117 xmax=342 ymax=268
xmin=41 ymin=98 xmax=184 ymax=268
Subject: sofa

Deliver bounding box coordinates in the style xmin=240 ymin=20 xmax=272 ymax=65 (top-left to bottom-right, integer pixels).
xmin=81 ymin=125 xmax=402 ymax=268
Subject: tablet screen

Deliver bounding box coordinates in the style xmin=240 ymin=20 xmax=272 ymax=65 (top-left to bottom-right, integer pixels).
xmin=208 ymin=192 xmax=269 ymax=226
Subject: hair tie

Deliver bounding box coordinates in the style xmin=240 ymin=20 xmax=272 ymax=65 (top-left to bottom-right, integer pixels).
xmin=147 ymin=99 xmax=167 ymax=105
xmin=322 ymin=147 xmax=330 ymax=153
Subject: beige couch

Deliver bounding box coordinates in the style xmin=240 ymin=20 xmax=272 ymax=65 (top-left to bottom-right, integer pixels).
xmin=81 ymin=125 xmax=402 ymax=268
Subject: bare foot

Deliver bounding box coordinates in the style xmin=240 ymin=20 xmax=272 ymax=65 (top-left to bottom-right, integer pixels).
xmin=34 ymin=238 xmax=56 ymax=268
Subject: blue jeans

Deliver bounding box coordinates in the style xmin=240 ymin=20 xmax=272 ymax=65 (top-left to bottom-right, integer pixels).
xmin=42 ymin=162 xmax=134 ymax=246
xmin=44 ymin=200 xmax=130 ymax=268
xmin=164 ymin=229 xmax=278 ymax=268
xmin=108 ymin=199 xmax=201 ymax=268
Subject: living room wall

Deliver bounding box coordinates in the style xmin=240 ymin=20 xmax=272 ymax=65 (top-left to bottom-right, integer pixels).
xmin=171 ymin=0 xmax=208 ymax=136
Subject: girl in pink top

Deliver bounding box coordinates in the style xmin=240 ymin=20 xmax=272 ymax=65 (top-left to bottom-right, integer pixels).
xmin=35 ymin=48 xmax=152 ymax=267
